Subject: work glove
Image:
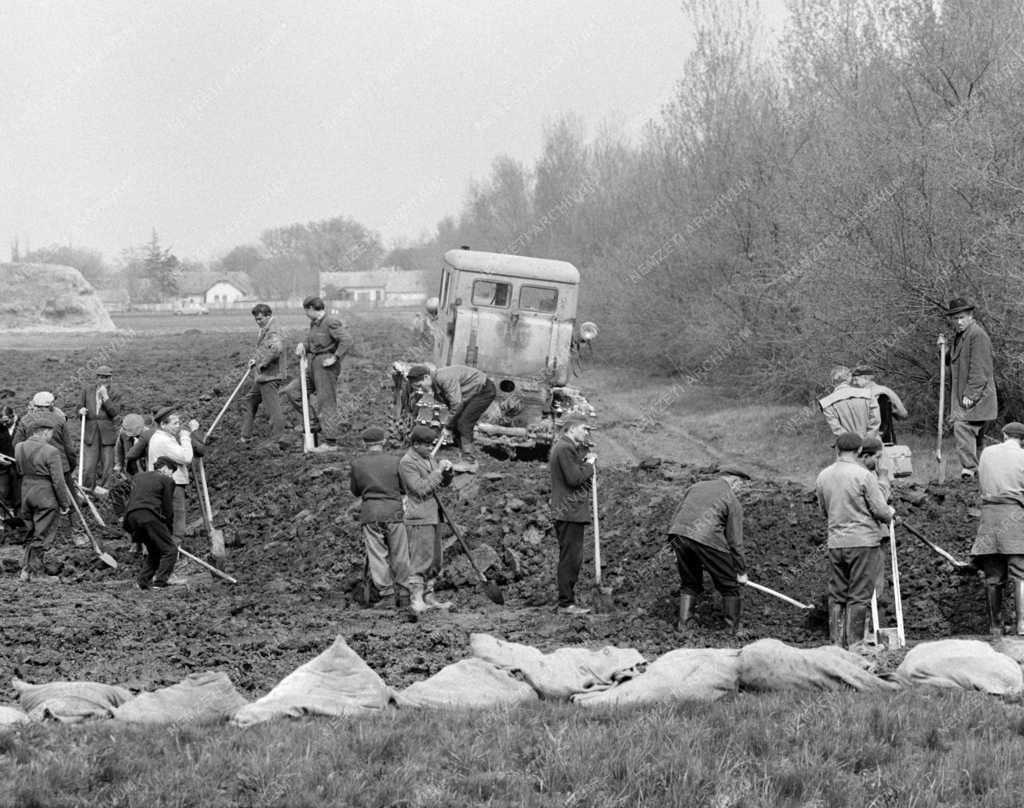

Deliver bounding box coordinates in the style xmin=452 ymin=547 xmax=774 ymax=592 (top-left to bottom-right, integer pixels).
xmin=584 ymin=452 xmax=597 ymax=465
xmin=961 ymin=396 xmax=974 ymax=408
xmin=248 ymin=358 xmax=257 ymax=368
xmin=79 ymin=407 xmax=88 ymax=416
xmin=321 ymin=355 xmax=337 ymax=367
xmin=736 ymin=573 xmax=749 ymax=585
xmin=294 ymin=343 xmax=306 ymax=357
xmin=441 ymin=427 xmax=453 ymax=442
xmin=188 ymin=419 xmax=200 ymax=432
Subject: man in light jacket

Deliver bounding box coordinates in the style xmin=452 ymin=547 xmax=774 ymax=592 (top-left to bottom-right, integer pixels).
xmin=241 ymin=303 xmax=287 ymax=448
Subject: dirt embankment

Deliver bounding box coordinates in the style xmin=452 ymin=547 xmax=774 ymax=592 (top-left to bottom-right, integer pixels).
xmin=0 ymin=263 xmax=115 ymax=332
xmin=0 ymin=321 xmax=989 ymax=700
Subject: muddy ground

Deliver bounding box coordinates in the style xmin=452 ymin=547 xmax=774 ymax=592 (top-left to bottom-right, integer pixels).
xmin=0 ymin=318 xmax=991 ymax=701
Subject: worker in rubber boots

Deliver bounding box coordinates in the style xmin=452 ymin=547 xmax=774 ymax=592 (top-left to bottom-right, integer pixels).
xmin=398 ymin=425 xmax=455 ymax=614
xmin=970 ymin=421 xmax=1024 ymax=636
xmin=816 ymin=432 xmax=894 ymax=650
xmin=548 ymin=415 xmax=595 ymax=616
xmin=819 ymin=366 xmax=880 ymax=440
xmin=406 ymin=364 xmax=496 ymax=472
xmin=350 ymin=426 xmax=412 ymax=613
xmin=284 ymin=296 xmax=353 ymax=453
xmin=14 ymin=411 xmax=72 ymax=582
xmin=76 ymin=364 xmax=121 ymax=489
xmin=124 ymin=456 xmax=180 ymax=589
xmin=667 ymin=471 xmax=749 ymax=637
xmin=241 ymin=303 xmax=287 ymax=449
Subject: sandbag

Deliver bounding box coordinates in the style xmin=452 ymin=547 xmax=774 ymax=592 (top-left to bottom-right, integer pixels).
xmin=894 ymin=639 xmax=1023 ymax=695
xmin=13 ymin=678 xmax=133 ymax=723
xmin=470 ymin=633 xmax=645 ymax=699
xmin=395 ymin=659 xmax=538 ymax=709
xmin=113 ymin=672 xmax=249 ymax=725
xmin=0 ymin=705 xmax=31 ymax=725
xmin=737 ymin=639 xmax=898 ymax=693
xmin=574 ymin=648 xmax=739 ymax=707
xmin=231 ymin=636 xmax=391 ymax=726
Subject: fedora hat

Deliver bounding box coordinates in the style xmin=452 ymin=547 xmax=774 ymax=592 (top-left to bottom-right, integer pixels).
xmin=945 ymin=297 xmax=975 ymax=316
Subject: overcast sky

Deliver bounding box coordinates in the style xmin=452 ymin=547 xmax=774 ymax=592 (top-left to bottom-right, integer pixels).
xmin=2 ymin=2 xmax=775 ymax=263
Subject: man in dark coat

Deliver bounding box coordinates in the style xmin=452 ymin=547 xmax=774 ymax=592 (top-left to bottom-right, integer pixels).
xmin=124 ymin=456 xmax=180 ymax=588
xmin=548 ymin=415 xmax=595 ymax=615
xmin=76 ymin=365 xmax=122 ymax=489
xmin=13 ymin=391 xmax=78 ymax=486
xmin=945 ymin=298 xmax=998 ymax=481
xmin=0 ymin=405 xmax=21 ymax=512
xmin=241 ymin=303 xmax=287 ymax=447
xmin=667 ymin=471 xmax=749 ymax=636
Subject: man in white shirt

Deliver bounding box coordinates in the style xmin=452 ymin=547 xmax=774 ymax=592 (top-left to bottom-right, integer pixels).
xmin=147 ymin=406 xmax=197 ymax=544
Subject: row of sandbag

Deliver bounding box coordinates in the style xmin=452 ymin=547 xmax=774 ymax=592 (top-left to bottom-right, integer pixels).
xmin=2 ymin=635 xmax=1023 ymax=728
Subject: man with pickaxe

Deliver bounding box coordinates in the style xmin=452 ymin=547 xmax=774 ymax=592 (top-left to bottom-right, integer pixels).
xmin=970 ymin=421 xmax=1024 ymax=636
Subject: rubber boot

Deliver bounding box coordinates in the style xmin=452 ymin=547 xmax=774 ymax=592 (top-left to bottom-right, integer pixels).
xmin=987 ymin=584 xmax=1004 ymax=637
xmin=1015 ymin=579 xmax=1024 ymax=636
xmin=722 ymin=596 xmax=744 ymax=637
xmin=846 ymin=603 xmax=869 ymax=651
xmin=676 ymin=594 xmax=696 ymax=635
xmin=828 ymin=601 xmax=846 ymax=647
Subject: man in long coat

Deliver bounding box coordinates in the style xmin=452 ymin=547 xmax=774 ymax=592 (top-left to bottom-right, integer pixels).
xmin=946 ymin=298 xmax=997 ymax=480
xmin=76 ymin=365 xmax=121 ymax=489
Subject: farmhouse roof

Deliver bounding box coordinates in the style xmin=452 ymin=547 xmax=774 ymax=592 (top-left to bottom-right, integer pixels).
xmin=177 ymin=271 xmax=254 ymax=296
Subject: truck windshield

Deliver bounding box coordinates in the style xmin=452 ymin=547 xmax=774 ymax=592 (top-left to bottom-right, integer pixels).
xmin=520 ymin=285 xmax=557 ymax=312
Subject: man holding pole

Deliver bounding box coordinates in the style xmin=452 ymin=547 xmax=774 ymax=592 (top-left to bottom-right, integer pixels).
xmin=945 ymin=298 xmax=997 ymax=481
xmin=970 ymin=421 xmax=1024 ymax=636
xmin=241 ymin=303 xmax=287 ymax=449
xmin=816 ymin=432 xmax=895 ymax=650
xmin=548 ymin=415 xmax=595 ymax=616
xmin=76 ymin=365 xmax=121 ymax=489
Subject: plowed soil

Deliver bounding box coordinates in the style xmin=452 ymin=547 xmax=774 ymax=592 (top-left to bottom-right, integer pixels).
xmin=0 ymin=317 xmax=989 ymax=700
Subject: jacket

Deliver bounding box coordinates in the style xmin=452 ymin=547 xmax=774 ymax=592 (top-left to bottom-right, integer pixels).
xmin=398 ymin=448 xmax=451 ymax=525
xmin=253 ymin=317 xmax=286 ymax=382
xmin=15 ymin=434 xmax=72 ymax=510
xmin=667 ymin=478 xmax=746 ymax=574
xmin=147 ymin=429 xmax=194 ymax=485
xmin=12 ymin=407 xmax=76 ymax=473
xmin=815 ymin=458 xmax=892 ymax=549
xmin=949 ymin=321 xmax=998 ymax=422
xmin=818 ymin=384 xmax=880 ymax=438
xmin=125 ymin=471 xmax=175 ymax=528
xmin=77 ymin=383 xmax=122 ymax=445
xmin=548 ymin=434 xmax=593 ymax=523
xmin=350 ymin=451 xmax=404 ymax=523
xmin=432 ymin=365 xmax=488 ymax=420
xmin=304 ymin=312 xmax=353 ymax=359
xmin=972 ymin=439 xmax=1024 ymax=556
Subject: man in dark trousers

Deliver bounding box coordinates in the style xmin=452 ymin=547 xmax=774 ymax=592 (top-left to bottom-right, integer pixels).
xmin=241 ymin=303 xmax=287 ymax=448
xmin=667 ymin=471 xmax=749 ymax=637
xmin=350 ymin=426 xmax=411 ymax=612
xmin=406 ymin=364 xmax=497 ymax=471
xmin=76 ymin=364 xmax=121 ymax=489
xmin=124 ymin=456 xmax=180 ymax=589
xmin=0 ymin=405 xmax=21 ymax=513
xmin=548 ymin=415 xmax=595 ymax=615
xmin=284 ymin=296 xmax=353 ymax=453
xmin=14 ymin=411 xmax=72 ymax=582
xmin=945 ymin=298 xmax=997 ymax=480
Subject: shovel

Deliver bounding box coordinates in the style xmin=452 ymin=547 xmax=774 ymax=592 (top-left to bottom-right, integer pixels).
xmin=197 ymin=459 xmax=226 ymax=559
xmin=889 ymin=521 xmax=906 ymax=648
xmin=744 ymin=579 xmax=815 ymax=610
xmin=67 ymin=488 xmax=117 ymax=569
xmin=590 ymin=464 xmax=614 ymax=611
xmin=434 ymin=493 xmax=504 ymax=604
xmin=178 ymin=546 xmax=237 ymax=583
xmin=936 ymin=333 xmax=947 ymax=483
xmin=206 ymin=365 xmax=252 ymax=439
xmin=299 ymin=354 xmax=316 ymax=453
xmin=901 ymin=520 xmax=974 ymax=571
xmin=74 ymin=483 xmax=107 ymax=528
xmin=77 ymin=409 xmax=87 ymax=488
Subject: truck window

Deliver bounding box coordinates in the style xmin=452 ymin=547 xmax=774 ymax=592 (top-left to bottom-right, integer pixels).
xmin=519 ymin=285 xmax=558 ymax=313
xmin=472 ymin=280 xmax=511 ymax=308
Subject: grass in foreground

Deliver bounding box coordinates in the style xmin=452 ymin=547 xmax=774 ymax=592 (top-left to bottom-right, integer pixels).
xmin=3 ymin=689 xmax=1024 ymax=807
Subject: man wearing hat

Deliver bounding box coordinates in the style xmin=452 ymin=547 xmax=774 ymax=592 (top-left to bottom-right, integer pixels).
xmin=398 ymin=425 xmax=456 ymax=613
xmin=970 ymin=421 xmax=1024 ymax=636
xmin=851 ymin=365 xmax=908 ymax=445
xmin=816 ymin=432 xmax=895 ymax=649
xmin=405 ymin=364 xmax=496 ymax=472
xmin=945 ymin=298 xmax=997 ymax=480
xmin=124 ymin=455 xmax=181 ymax=589
xmin=147 ymin=407 xmax=201 ymax=544
xmin=819 ymin=366 xmax=880 ymax=440
xmin=667 ymin=470 xmax=750 ymax=637
xmin=549 ymin=415 xmax=596 ymax=615
xmin=113 ymin=414 xmax=150 ymax=478
xmin=350 ymin=426 xmax=412 ymax=612
xmin=14 ymin=411 xmax=72 ymax=582
xmin=13 ymin=391 xmax=77 ymax=484
xmin=76 ymin=365 xmax=122 ymax=489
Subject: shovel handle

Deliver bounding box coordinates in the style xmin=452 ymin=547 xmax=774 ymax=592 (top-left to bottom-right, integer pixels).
xmin=591 ymin=465 xmax=602 ymax=585
xmin=299 ymin=355 xmax=315 ymax=453
xmin=177 ymin=546 xmax=237 ymax=583
xmin=435 ymin=493 xmax=490 ymax=585
xmin=901 ymin=520 xmax=970 ymax=568
xmin=744 ymin=579 xmax=814 ymax=610
xmin=206 ymin=366 xmax=253 ymax=439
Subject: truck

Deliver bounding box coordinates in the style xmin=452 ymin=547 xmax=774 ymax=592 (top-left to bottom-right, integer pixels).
xmin=392 ymin=248 xmax=598 ymax=457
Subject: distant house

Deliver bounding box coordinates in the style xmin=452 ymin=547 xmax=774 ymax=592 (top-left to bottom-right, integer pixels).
xmin=177 ymin=272 xmax=255 ymax=308
xmin=320 ymin=267 xmax=429 ymax=308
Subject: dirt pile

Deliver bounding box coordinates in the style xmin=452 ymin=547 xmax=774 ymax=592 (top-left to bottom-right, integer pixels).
xmin=0 ymin=263 xmax=115 ymax=331
xmin=0 ymin=322 xmax=992 ymax=701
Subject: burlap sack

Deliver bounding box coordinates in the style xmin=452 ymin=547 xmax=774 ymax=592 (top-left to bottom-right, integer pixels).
xmin=396 ymin=659 xmax=538 ymax=709
xmin=113 ymin=671 xmax=249 ymax=725
xmin=13 ymin=678 xmax=133 ymax=723
xmin=737 ymin=639 xmax=897 ymax=692
xmin=895 ymin=639 xmax=1023 ymax=695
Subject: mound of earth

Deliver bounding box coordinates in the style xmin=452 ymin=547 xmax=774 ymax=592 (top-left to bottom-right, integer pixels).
xmin=0 ymin=320 xmax=991 ymax=700
xmin=0 ymin=263 xmax=115 ymax=331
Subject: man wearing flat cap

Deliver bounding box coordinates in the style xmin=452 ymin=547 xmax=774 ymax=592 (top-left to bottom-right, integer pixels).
xmin=945 ymin=298 xmax=997 ymax=480
xmin=76 ymin=365 xmax=121 ymax=490
xmin=819 ymin=366 xmax=880 ymax=440
xmin=147 ymin=406 xmax=204 ymax=544
xmin=548 ymin=415 xmax=596 ymax=615
xmin=13 ymin=391 xmax=77 ymax=485
xmin=970 ymin=421 xmax=1024 ymax=636
xmin=398 ymin=425 xmax=455 ymax=613
xmin=350 ymin=426 xmax=412 ymax=613
xmin=816 ymin=432 xmax=895 ymax=650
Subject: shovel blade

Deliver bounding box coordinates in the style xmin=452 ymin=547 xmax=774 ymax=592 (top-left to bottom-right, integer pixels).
xmin=210 ymin=527 xmax=226 ymax=559
xmin=482 ymin=579 xmax=504 ymax=605
xmin=97 ymin=550 xmax=118 ymax=569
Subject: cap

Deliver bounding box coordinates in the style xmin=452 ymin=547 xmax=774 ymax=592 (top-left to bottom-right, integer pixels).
xmin=851 ymin=365 xmax=876 ymax=377
xmin=121 ymin=413 xmax=145 ymax=437
xmin=360 ymin=426 xmax=387 ymax=443
xmin=24 ymin=411 xmax=57 ymax=431
xmin=406 ymin=365 xmax=431 ymax=383
xmin=718 ymin=465 xmax=752 ymax=480
xmin=31 ymin=391 xmax=55 ymax=407
xmin=95 ymin=365 xmax=113 ymax=377
xmin=410 ymin=424 xmax=438 ymax=444
xmin=835 ymin=432 xmax=863 ymax=452
xmin=859 ymin=436 xmax=884 ymax=455
xmin=153 ymin=406 xmax=176 ymax=425
xmin=945 ymin=297 xmax=975 ymax=316
xmin=1003 ymin=422 xmax=1024 ymax=439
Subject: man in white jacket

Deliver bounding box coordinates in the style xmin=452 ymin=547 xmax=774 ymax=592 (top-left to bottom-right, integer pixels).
xmin=147 ymin=406 xmax=197 ymax=544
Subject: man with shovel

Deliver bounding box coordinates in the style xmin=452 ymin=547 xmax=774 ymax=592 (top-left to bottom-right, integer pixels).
xmin=241 ymin=303 xmax=287 ymax=449
xmin=124 ymin=456 xmax=180 ymax=589
xmin=147 ymin=407 xmax=199 ymax=544
xmin=549 ymin=415 xmax=595 ymax=616
xmin=14 ymin=411 xmax=72 ymax=582
xmin=667 ymin=470 xmax=750 ymax=637
xmin=945 ymin=298 xmax=997 ymax=481
xmin=971 ymin=421 xmax=1024 ymax=636
xmin=76 ymin=365 xmax=121 ymax=489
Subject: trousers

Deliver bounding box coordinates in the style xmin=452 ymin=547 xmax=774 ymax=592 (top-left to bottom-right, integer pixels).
xmin=363 ymin=521 xmax=411 ymax=595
